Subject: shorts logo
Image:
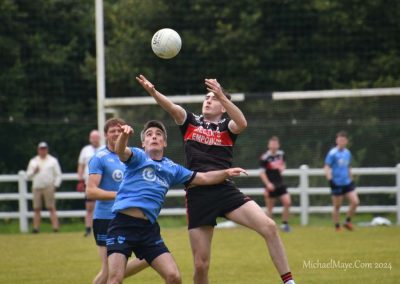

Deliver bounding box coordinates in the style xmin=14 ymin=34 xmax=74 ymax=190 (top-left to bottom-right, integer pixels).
xmin=106 ymin=237 xmax=115 ymax=246
xmin=117 ymin=236 xmax=126 ymax=244
xmin=143 ymin=167 xmax=156 ymax=182
xmin=112 ymin=170 xmax=124 ymax=182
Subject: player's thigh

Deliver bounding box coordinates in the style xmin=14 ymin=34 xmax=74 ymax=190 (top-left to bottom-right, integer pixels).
xmin=280 ymin=193 xmax=291 ymax=207
xmin=331 ymin=195 xmax=343 ymax=208
xmin=264 ymin=194 xmax=275 ymax=208
xmin=151 ymin=252 xmax=180 ymax=280
xmin=108 ymin=253 xmax=127 ymax=279
xmin=97 ymin=246 xmax=108 ymax=269
xmin=188 ymin=226 xmax=214 ymax=260
xmin=226 ymin=201 xmax=275 ymax=234
xmin=345 ymin=190 xmax=359 ymax=205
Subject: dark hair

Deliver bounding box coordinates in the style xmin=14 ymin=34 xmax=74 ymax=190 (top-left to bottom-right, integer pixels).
xmin=140 ymin=120 xmax=167 ymax=142
xmin=336 ymin=131 xmax=348 ymax=138
xmin=269 ymin=136 xmax=280 ymax=142
xmin=104 ymin=118 xmax=126 ymax=133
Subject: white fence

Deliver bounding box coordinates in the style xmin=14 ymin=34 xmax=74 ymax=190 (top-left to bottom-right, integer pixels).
xmin=1 ymin=165 xmax=399 ymax=233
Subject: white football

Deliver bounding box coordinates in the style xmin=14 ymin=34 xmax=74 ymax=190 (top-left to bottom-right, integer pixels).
xmin=151 ymin=28 xmax=182 ymax=59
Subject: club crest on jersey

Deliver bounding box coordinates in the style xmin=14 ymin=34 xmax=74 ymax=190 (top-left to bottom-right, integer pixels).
xmin=112 ymin=169 xmax=124 ymax=182
xmin=143 ymin=167 xmax=157 ymax=182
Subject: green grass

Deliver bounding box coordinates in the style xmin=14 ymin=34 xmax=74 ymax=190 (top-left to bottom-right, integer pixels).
xmin=0 ymin=225 xmax=399 ymax=283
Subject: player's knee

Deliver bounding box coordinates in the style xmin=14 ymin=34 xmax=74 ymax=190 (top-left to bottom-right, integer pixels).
xmin=107 ymin=276 xmax=122 ymax=284
xmin=194 ymin=257 xmax=210 ymax=274
xmin=164 ymin=270 xmax=181 ymax=284
xmin=352 ymin=198 xmax=360 ymax=207
xmin=261 ymin=217 xmax=278 ymax=239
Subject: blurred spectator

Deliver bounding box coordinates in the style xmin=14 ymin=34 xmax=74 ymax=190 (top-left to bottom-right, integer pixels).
xmin=26 ymin=142 xmax=62 ymax=233
xmin=77 ymin=130 xmax=101 ymax=237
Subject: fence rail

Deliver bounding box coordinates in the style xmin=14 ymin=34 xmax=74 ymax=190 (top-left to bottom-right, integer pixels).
xmin=1 ymin=165 xmax=399 ymax=232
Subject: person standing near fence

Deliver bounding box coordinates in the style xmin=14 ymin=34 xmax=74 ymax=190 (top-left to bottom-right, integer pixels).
xmin=136 ymin=75 xmax=295 ymax=284
xmin=259 ymin=136 xmax=291 ymax=232
xmin=26 ymin=142 xmax=62 ymax=233
xmin=77 ymin=129 xmax=101 ymax=237
xmin=324 ymin=131 xmax=359 ymax=231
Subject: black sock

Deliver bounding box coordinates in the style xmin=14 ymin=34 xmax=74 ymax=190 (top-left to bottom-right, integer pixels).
xmin=85 ymin=227 xmax=91 ymax=233
xmin=346 ymin=217 xmax=351 ymax=223
xmin=335 ymin=223 xmax=340 ymax=228
xmin=282 ymin=221 xmax=288 ymax=225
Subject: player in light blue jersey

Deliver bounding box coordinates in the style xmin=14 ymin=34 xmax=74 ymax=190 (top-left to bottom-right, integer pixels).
xmin=324 ymin=131 xmax=359 ymax=231
xmin=86 ymin=118 xmax=148 ymax=284
xmin=107 ymin=120 xmax=247 ymax=284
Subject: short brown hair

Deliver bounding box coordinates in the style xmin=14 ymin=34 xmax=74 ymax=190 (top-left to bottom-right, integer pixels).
xmin=104 ymin=118 xmax=126 ymax=133
xmin=140 ymin=120 xmax=167 ymax=142
xmin=336 ymin=131 xmax=348 ymax=138
xmin=269 ymin=136 xmax=280 ymax=142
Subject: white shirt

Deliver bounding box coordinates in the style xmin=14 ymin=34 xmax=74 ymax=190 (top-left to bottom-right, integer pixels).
xmin=78 ymin=144 xmax=101 ymax=182
xmin=26 ymin=155 xmax=62 ymax=189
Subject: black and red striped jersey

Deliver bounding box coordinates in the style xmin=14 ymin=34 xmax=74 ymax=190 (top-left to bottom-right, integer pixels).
xmin=259 ymin=150 xmax=285 ymax=184
xmin=179 ymin=111 xmax=238 ymax=172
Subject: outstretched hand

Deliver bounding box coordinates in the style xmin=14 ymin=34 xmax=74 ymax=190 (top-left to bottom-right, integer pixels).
xmin=226 ymin=167 xmax=248 ymax=177
xmin=118 ymin=124 xmax=134 ymax=136
xmin=136 ymin=74 xmax=156 ymax=96
xmin=205 ymin=78 xmax=225 ymax=99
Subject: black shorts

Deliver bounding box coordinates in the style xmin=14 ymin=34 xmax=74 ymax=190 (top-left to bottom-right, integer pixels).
xmin=93 ymin=219 xmax=112 ymax=246
xmin=265 ymin=184 xmax=288 ymax=198
xmin=186 ymin=180 xmax=251 ymax=229
xmin=106 ymin=213 xmax=169 ymax=264
xmin=331 ymin=181 xmax=355 ymax=196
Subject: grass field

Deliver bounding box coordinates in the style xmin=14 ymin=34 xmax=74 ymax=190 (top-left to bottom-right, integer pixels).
xmin=0 ymin=225 xmax=399 ymax=283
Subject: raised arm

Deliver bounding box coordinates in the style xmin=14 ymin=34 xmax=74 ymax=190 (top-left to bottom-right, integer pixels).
xmin=86 ymin=174 xmax=116 ymax=200
xmin=115 ymin=124 xmax=134 ymax=162
xmin=190 ymin=167 xmax=247 ymax=186
xmin=136 ymin=74 xmax=186 ymax=124
xmin=205 ymin=79 xmax=247 ymax=134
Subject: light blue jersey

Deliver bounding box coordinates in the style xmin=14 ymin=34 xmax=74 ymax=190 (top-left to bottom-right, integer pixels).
xmin=89 ymin=147 xmax=125 ymax=219
xmin=325 ymin=147 xmax=352 ymax=186
xmin=112 ymin=147 xmax=195 ymax=224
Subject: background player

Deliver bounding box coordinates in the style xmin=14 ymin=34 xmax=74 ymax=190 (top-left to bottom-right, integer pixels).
xmin=107 ymin=120 xmax=247 ymax=284
xmin=259 ymin=136 xmax=291 ymax=232
xmin=136 ymin=75 xmax=295 ymax=284
xmin=77 ymin=129 xmax=101 ymax=237
xmin=324 ymin=131 xmax=359 ymax=231
xmin=86 ymin=118 xmax=147 ymax=284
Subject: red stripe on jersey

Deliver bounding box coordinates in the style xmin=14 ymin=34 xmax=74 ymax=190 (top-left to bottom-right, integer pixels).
xmin=183 ymin=124 xmax=233 ymax=146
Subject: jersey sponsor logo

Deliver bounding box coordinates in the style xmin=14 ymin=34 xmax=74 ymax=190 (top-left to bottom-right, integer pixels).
xmin=112 ymin=169 xmax=124 ymax=182
xmin=142 ymin=167 xmax=169 ymax=187
xmin=143 ymin=167 xmax=157 ymax=182
xmin=184 ymin=124 xmax=233 ymax=146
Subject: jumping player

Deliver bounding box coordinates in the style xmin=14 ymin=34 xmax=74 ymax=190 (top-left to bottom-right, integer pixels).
xmin=259 ymin=136 xmax=291 ymax=232
xmin=324 ymin=131 xmax=359 ymax=231
xmin=106 ymin=120 xmax=247 ymax=284
xmin=136 ymin=75 xmax=295 ymax=284
xmin=86 ymin=118 xmax=147 ymax=284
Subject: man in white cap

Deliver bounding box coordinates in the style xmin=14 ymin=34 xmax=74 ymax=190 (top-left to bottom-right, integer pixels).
xmin=27 ymin=142 xmax=62 ymax=233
